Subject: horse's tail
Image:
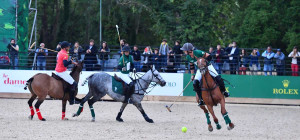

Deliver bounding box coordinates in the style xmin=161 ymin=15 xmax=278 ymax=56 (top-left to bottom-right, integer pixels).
xmin=81 ymin=74 xmax=94 ymax=86
xmin=24 ymin=77 xmax=34 ymax=90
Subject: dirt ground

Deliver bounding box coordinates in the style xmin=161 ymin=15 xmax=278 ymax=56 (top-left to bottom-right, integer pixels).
xmin=0 ymin=98 xmax=299 ymax=140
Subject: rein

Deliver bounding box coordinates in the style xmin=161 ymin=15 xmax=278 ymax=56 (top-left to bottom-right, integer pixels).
xmin=131 ymin=69 xmax=162 ymax=95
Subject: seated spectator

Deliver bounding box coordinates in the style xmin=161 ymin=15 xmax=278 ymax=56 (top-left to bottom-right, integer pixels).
xmin=249 ymin=48 xmax=260 ymax=75
xmin=36 ymin=43 xmax=48 ymax=70
xmin=151 ymin=48 xmax=161 ymax=70
xmin=288 ymin=46 xmax=300 ymax=76
xmin=99 ymin=41 xmax=110 ymax=71
xmin=225 ymin=42 xmax=240 ymax=74
xmin=143 ymin=46 xmax=153 ymax=64
xmin=84 ymin=39 xmax=98 ymax=71
xmin=239 ymin=49 xmax=249 ymax=75
xmin=70 ymin=41 xmax=83 ymax=61
xmin=213 ymin=45 xmax=225 ymax=74
xmin=274 ymin=49 xmax=285 ymax=76
xmin=173 ymin=40 xmax=183 ymax=69
xmin=131 ymin=45 xmax=141 ymax=72
xmin=262 ymin=46 xmax=275 ymax=76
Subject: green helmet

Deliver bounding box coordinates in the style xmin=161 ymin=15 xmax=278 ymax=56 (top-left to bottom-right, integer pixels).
xmin=122 ymin=46 xmax=131 ymax=52
xmin=180 ymin=43 xmax=194 ymax=51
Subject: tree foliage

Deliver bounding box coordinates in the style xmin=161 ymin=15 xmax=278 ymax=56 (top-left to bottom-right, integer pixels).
xmin=30 ymin=0 xmax=300 ymax=52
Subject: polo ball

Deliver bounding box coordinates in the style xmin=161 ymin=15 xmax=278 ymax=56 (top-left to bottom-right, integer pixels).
xmin=182 ymin=127 xmax=187 ymax=133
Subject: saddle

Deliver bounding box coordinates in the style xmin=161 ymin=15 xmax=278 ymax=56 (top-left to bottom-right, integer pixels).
xmin=51 ymin=73 xmax=71 ymax=94
xmin=113 ymin=74 xmax=135 ymax=95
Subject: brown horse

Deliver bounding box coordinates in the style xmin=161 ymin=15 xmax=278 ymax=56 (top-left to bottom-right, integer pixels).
xmin=196 ymin=58 xmax=234 ymax=131
xmin=24 ymin=61 xmax=83 ymax=121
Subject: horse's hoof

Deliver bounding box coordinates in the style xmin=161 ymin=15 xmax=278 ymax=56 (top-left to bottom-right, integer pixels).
xmin=28 ymin=115 xmax=33 ymax=120
xmin=228 ymin=123 xmax=234 ymax=130
xmin=208 ymin=125 xmax=213 ymax=132
xmin=91 ymin=117 xmax=95 ymax=122
xmin=116 ymin=117 xmax=123 ymax=122
xmin=216 ymin=124 xmax=222 ymax=130
xmin=41 ymin=118 xmax=46 ymax=121
xmin=146 ymin=119 xmax=154 ymax=123
xmin=72 ymin=113 xmax=79 ymax=117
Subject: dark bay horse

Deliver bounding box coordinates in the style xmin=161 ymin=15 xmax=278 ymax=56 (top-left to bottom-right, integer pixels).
xmin=24 ymin=61 xmax=83 ymax=121
xmin=196 ymin=58 xmax=234 ymax=131
xmin=72 ymin=66 xmax=166 ymax=123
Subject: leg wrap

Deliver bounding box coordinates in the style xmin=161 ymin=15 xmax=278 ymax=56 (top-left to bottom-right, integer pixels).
xmin=36 ymin=108 xmax=43 ymax=120
xmin=205 ymin=113 xmax=211 ymax=124
xmin=223 ymin=112 xmax=231 ymax=124
xmin=62 ymin=112 xmax=65 ymax=120
xmin=76 ymin=105 xmax=84 ymax=115
xmin=30 ymin=106 xmax=35 ymax=116
xmin=89 ymin=105 xmax=95 ymax=118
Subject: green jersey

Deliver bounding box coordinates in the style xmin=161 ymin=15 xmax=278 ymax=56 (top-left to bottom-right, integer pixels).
xmin=193 ymin=50 xmax=206 ymax=58
xmin=119 ymin=55 xmax=133 ymax=74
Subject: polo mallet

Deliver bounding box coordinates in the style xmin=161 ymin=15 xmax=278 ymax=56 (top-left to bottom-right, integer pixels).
xmin=29 ymin=42 xmax=36 ymax=49
xmin=165 ymin=80 xmax=193 ymax=112
xmin=116 ymin=25 xmax=125 ymax=66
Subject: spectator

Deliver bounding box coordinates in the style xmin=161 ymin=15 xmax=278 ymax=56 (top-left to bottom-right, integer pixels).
xmin=213 ymin=45 xmax=225 ymax=74
xmin=36 ymin=43 xmax=48 ymax=70
xmin=249 ymin=49 xmax=260 ymax=75
xmin=142 ymin=46 xmax=153 ymax=64
xmin=6 ymin=39 xmax=19 ymax=69
xmin=118 ymin=39 xmax=126 ymax=56
xmin=84 ymin=39 xmax=98 ymax=71
xmin=168 ymin=47 xmax=175 ymax=65
xmin=159 ymin=39 xmax=169 ymax=69
xmin=99 ymin=41 xmax=110 ymax=71
xmin=131 ymin=45 xmax=142 ymax=72
xmin=151 ymin=48 xmax=161 ymax=70
xmin=226 ymin=42 xmax=240 ymax=74
xmin=70 ymin=41 xmax=83 ymax=61
xmin=209 ymin=47 xmax=217 ymax=68
xmin=239 ymin=49 xmax=249 ymax=75
xmin=288 ymin=46 xmax=300 ymax=76
xmin=56 ymin=42 xmax=62 ymax=52
xmin=262 ymin=46 xmax=275 ymax=76
xmin=274 ymin=49 xmax=285 ymax=76
xmin=173 ymin=40 xmax=183 ymax=69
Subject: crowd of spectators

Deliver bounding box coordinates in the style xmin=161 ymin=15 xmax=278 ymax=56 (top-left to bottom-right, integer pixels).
xmin=2 ymin=38 xmax=300 ymax=76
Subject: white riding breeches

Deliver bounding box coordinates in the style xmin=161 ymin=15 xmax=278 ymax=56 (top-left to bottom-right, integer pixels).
xmin=55 ymin=71 xmax=75 ymax=84
xmin=117 ymin=73 xmax=132 ymax=85
xmin=194 ymin=64 xmax=219 ymax=81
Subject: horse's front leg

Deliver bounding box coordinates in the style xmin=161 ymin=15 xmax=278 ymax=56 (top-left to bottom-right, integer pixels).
xmin=206 ymin=104 xmax=221 ymax=130
xmin=134 ymin=103 xmax=154 ymax=123
xmin=116 ymin=103 xmax=128 ymax=122
xmin=62 ymin=99 xmax=68 ymax=120
xmin=220 ymin=98 xmax=234 ymax=130
xmin=199 ymin=105 xmax=213 ymax=132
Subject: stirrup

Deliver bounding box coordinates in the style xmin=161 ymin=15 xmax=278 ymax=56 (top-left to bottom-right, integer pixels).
xmin=197 ymin=99 xmax=205 ymax=106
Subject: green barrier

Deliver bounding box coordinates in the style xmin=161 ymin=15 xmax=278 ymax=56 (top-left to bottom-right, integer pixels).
xmin=183 ymin=74 xmax=300 ymax=99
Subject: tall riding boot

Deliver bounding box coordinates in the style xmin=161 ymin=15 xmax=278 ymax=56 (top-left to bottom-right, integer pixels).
xmin=123 ymin=83 xmax=131 ymax=103
xmin=193 ymin=80 xmax=204 ymax=105
xmin=215 ymin=75 xmax=230 ymax=97
xmin=69 ymin=81 xmax=78 ymax=105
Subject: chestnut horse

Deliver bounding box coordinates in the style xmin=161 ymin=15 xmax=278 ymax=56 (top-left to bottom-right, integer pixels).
xmin=24 ymin=61 xmax=83 ymax=121
xmin=196 ymin=58 xmax=234 ymax=131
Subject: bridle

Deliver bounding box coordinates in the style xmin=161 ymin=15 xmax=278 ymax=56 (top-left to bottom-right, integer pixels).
xmin=131 ymin=68 xmax=164 ymax=95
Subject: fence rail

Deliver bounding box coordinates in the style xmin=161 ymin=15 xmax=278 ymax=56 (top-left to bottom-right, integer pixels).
xmin=0 ymin=51 xmax=298 ymax=76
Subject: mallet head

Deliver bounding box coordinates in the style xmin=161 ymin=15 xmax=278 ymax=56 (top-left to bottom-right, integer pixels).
xmin=165 ymin=105 xmax=172 ymax=112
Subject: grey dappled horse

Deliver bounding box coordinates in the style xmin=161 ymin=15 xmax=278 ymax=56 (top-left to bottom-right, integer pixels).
xmin=73 ymin=66 xmax=166 ymax=123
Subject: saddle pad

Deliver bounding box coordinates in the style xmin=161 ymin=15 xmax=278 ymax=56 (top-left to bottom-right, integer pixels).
xmin=111 ymin=76 xmax=124 ymax=95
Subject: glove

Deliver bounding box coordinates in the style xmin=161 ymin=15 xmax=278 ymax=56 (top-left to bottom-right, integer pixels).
xmin=122 ymin=67 xmax=127 ymax=71
xmin=191 ymin=75 xmax=195 ymax=81
xmin=133 ymin=68 xmax=136 ymax=73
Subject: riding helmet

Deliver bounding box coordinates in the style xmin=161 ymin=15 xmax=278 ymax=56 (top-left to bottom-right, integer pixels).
xmin=122 ymin=46 xmax=131 ymax=52
xmin=61 ymin=41 xmax=71 ymax=49
xmin=180 ymin=43 xmax=194 ymax=51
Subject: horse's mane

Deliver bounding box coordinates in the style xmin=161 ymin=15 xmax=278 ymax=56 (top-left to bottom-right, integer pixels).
xmin=70 ymin=65 xmax=78 ymax=76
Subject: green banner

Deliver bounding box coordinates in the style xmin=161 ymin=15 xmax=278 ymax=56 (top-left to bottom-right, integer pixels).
xmin=183 ymin=74 xmax=300 ymax=99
